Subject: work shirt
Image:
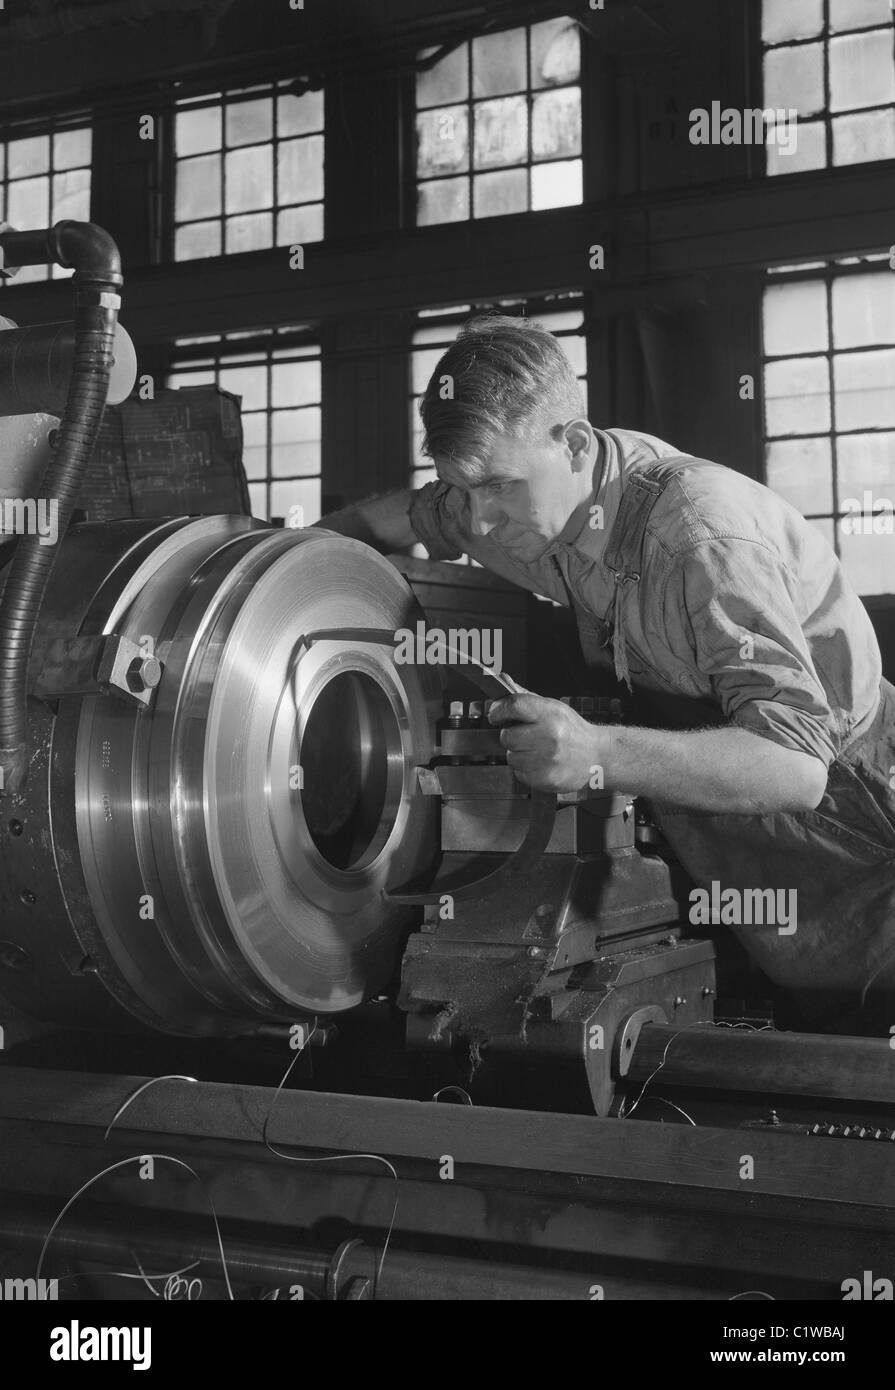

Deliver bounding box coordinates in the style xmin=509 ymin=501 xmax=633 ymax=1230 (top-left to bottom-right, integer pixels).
xmin=409 ymin=428 xmax=895 ymax=1021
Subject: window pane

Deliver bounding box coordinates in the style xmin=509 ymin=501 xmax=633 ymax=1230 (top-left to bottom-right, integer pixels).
xmin=416 ymin=106 xmax=469 ymax=176
xmin=833 ymin=107 xmax=895 ymax=164
xmin=218 ymin=364 xmax=268 ymax=412
xmin=763 ymin=44 xmax=825 ymax=117
xmin=225 ymin=211 xmax=273 ymax=253
xmin=248 ymin=482 xmax=268 ymax=518
xmin=830 ymin=31 xmax=895 ymax=111
xmin=532 ymin=87 xmax=582 ymax=161
xmin=271 ymin=360 xmax=320 ymax=409
xmin=473 ymin=96 xmax=528 ymax=168
xmin=834 ymin=348 xmax=895 ymax=430
xmin=766 ymin=118 xmax=827 ymax=174
xmin=829 ymin=0 xmax=894 ymax=32
xmin=473 ymin=168 xmax=528 ymax=217
xmin=53 ymin=128 xmax=91 ymax=171
xmin=416 ymin=44 xmax=469 ymax=109
xmin=242 ymin=413 xmax=268 ymax=480
xmin=175 ymin=220 xmax=221 ymax=260
xmin=412 ymin=347 xmax=445 ymax=395
xmin=176 ymin=154 xmax=221 ymax=220
xmin=765 ymin=436 xmax=834 ymax=512
xmin=225 ymin=97 xmax=273 ymax=147
xmin=763 ymin=280 xmax=829 ymax=354
xmin=762 ymin=0 xmax=824 ymax=43
xmin=832 ymin=272 xmax=895 ymax=348
xmin=278 ymin=90 xmax=324 ymax=136
xmin=278 ymin=135 xmax=324 ymax=203
xmin=52 ymin=168 xmax=90 ymax=221
xmin=530 ymin=18 xmax=581 ymax=88
xmin=838 ymin=431 xmax=895 ymax=498
xmin=8 ymin=176 xmax=49 ymax=227
xmin=764 ymin=356 xmax=831 ymax=435
xmin=531 ymin=158 xmax=582 ymax=209
xmin=8 ymin=135 xmax=49 ymax=178
xmin=271 ymin=478 xmax=321 ymax=526
xmin=224 ymin=144 xmax=273 ymax=212
xmin=272 ymin=409 xmax=321 ymax=476
xmin=176 ymin=106 xmax=222 ymax=157
xmin=417 ymin=176 xmax=469 ymax=225
xmin=472 ymin=28 xmax=527 ymax=98
xmin=839 ymin=528 xmax=895 ymax=594
xmin=276 ymin=203 xmax=324 ymax=244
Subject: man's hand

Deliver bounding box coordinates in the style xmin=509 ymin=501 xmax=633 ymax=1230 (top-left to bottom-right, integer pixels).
xmin=488 ymin=693 xmax=609 ymax=792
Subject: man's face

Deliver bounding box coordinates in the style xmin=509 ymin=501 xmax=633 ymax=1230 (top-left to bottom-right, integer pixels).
xmin=436 ymin=420 xmax=596 ymax=562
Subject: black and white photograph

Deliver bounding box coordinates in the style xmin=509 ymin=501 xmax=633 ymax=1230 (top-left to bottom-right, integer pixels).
xmin=0 ymin=0 xmax=893 ymax=1352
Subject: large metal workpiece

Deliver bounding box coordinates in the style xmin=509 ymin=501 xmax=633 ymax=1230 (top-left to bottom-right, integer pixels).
xmin=1 ymin=1065 xmax=894 ymax=1301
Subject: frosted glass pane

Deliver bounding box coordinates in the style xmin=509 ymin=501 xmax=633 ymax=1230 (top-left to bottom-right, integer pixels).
xmin=472 ymin=29 xmax=526 ymax=98
xmin=417 ymin=176 xmax=469 ymax=225
xmin=170 ymin=369 xmax=216 ymax=388
xmin=176 ymin=154 xmax=221 ymax=220
xmin=832 ymin=272 xmax=895 ymax=348
xmin=764 ymin=356 xmax=831 ymax=435
xmin=762 ymin=0 xmax=824 ymax=43
xmin=556 ymin=333 xmax=587 ymax=375
xmin=473 ymin=168 xmax=527 ymax=217
xmin=53 ymin=128 xmax=91 ymax=171
xmin=838 ymin=431 xmax=895 ymax=496
xmin=278 ymin=135 xmax=324 ymax=203
xmin=271 ymin=360 xmax=320 ymax=408
xmin=175 ymin=220 xmax=221 ymax=260
xmin=763 ymin=280 xmax=829 ymax=354
xmin=276 ymin=203 xmax=323 ymax=244
xmin=416 ymin=45 xmax=469 ymax=109
xmin=52 ymin=169 xmax=90 ymax=221
xmin=830 ymin=32 xmax=895 ymax=110
xmin=272 ymin=405 xmax=321 ymax=444
xmin=225 ymin=212 xmax=273 ymax=253
xmin=833 ymin=107 xmax=895 ymax=163
xmin=473 ymin=97 xmax=528 ymax=169
xmin=8 ymin=176 xmax=49 ymax=227
xmin=830 ymin=0 xmax=894 ymax=32
xmin=225 ymin=145 xmax=273 ymax=213
xmin=532 ymin=87 xmax=582 ymax=160
xmin=271 ymin=478 xmax=321 ymax=525
xmin=248 ymin=482 xmax=267 ymax=518
xmin=226 ymin=98 xmax=273 ymax=148
xmin=766 ymin=118 xmax=826 ymax=174
xmin=412 ymin=348 xmax=444 ymax=394
xmin=834 ymin=348 xmax=895 ymax=429
xmin=278 ymin=90 xmax=324 ymax=136
xmin=531 ymin=158 xmax=582 ymax=209
xmin=176 ymin=106 xmax=222 ymax=157
xmin=765 ymin=436 xmax=834 ymax=512
xmin=417 ymin=106 xmax=469 ymax=176
xmin=243 ymin=444 xmax=268 ymax=480
xmin=839 ymin=529 xmax=895 ymax=594
xmin=763 ymin=44 xmax=825 ymax=116
xmin=8 ymin=135 xmax=49 ymax=178
xmin=218 ymin=364 xmax=268 ymax=412
xmin=530 ymin=18 xmax=581 ymax=88
xmin=272 ymin=440 xmax=320 ymax=478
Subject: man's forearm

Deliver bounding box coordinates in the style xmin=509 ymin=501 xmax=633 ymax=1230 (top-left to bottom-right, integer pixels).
xmin=314 ymin=489 xmax=417 ymax=553
xmin=604 ymin=724 xmax=828 ymax=814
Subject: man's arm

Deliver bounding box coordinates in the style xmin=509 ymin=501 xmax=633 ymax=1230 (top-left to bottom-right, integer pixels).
xmin=313 ymin=489 xmax=417 ymax=554
xmin=488 ymin=694 xmax=828 ymax=813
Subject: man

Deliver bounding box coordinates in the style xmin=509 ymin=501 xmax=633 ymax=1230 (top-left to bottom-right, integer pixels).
xmin=320 ymin=315 xmax=895 ymax=1026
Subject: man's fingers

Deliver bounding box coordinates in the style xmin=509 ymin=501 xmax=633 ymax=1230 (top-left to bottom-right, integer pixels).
xmin=488 ymin=693 xmax=548 ymax=725
xmin=499 ymin=724 xmax=537 ymax=751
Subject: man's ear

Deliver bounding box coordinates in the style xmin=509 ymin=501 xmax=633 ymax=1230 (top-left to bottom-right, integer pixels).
xmin=563 ymin=418 xmax=595 ymax=471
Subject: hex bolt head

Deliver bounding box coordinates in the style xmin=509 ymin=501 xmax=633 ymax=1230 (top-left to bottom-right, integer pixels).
xmin=126 ymin=655 xmax=162 ymax=693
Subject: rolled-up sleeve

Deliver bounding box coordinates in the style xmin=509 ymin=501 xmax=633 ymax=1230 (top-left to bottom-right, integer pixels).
xmin=408 ymin=482 xmax=467 ymax=561
xmin=674 ymin=537 xmax=840 ymax=767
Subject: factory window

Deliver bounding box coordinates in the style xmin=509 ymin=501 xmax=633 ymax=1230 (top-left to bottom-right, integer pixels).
xmin=167 ymin=328 xmax=322 ymax=525
xmin=173 ymin=83 xmax=323 ymax=261
xmin=414 ymin=18 xmax=582 ymax=226
xmin=762 ymin=256 xmax=895 ymax=595
xmin=0 ymin=122 xmax=92 ymax=284
xmin=762 ymin=0 xmax=895 ymax=174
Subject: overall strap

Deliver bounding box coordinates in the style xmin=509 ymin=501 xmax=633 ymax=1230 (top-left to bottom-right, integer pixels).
xmin=602 ymin=457 xmax=688 ymax=689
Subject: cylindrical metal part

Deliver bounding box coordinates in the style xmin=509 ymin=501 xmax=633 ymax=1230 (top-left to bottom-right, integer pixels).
xmin=0 ymin=517 xmax=440 ymax=1033
xmin=0 ymin=318 xmax=137 ymax=415
xmin=627 ymin=1023 xmax=895 ymax=1103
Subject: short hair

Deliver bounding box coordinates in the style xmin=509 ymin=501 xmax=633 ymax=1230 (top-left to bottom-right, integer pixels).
xmin=419 ymin=313 xmax=585 ymax=479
